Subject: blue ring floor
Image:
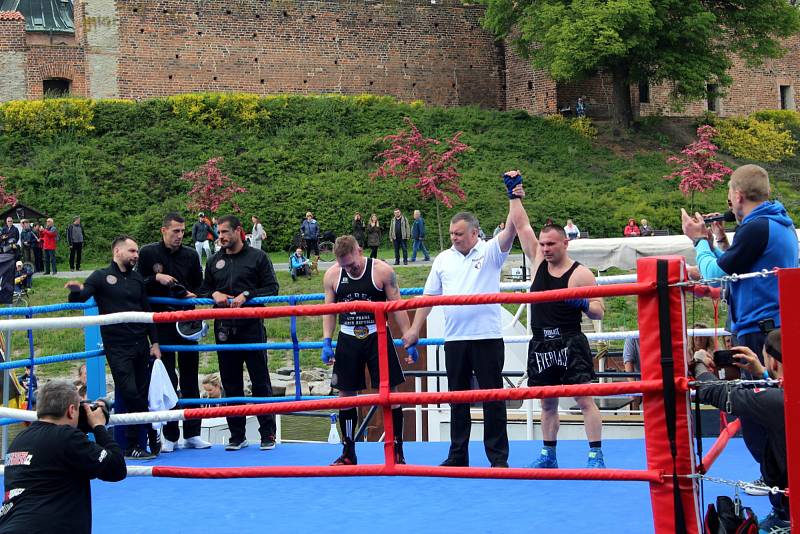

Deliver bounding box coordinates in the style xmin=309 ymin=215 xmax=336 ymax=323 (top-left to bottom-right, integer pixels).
xmin=2 ymin=438 xmax=765 ymax=533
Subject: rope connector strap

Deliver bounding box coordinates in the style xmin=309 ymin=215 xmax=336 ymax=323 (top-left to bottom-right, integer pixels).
xmin=684 ymin=474 xmax=787 ymax=496
xmin=670 ymin=268 xmax=778 ymax=288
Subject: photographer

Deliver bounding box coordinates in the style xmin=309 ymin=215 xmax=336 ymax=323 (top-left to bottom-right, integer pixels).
xmin=0 ymin=216 xmax=19 ymax=257
xmin=691 ymin=329 xmax=788 ymax=533
xmin=0 ymin=380 xmax=126 ymax=534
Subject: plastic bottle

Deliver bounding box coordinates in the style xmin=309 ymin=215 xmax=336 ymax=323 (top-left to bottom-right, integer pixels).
xmin=328 ymin=413 xmax=340 ymax=444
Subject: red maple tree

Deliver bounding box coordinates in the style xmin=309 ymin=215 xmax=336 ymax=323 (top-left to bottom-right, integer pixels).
xmin=665 ymin=125 xmax=732 ymax=195
xmin=371 ymin=118 xmax=470 ymax=248
xmin=0 ymin=176 xmax=19 ymax=207
xmin=181 ymin=157 xmax=246 ymax=213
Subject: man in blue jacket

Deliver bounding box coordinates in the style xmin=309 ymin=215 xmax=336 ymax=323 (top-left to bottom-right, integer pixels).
xmin=682 ymin=163 xmax=798 ymax=473
xmin=410 ymin=209 xmax=431 ymax=262
xmin=301 ymin=211 xmax=320 ymax=258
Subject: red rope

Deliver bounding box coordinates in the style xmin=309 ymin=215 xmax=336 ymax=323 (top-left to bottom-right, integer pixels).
xmin=150 ymin=464 xmax=664 ymax=482
xmin=153 ymin=282 xmax=655 ymax=323
xmin=700 ymin=418 xmax=741 ymax=473
xmin=183 ymin=379 xmax=683 ymax=420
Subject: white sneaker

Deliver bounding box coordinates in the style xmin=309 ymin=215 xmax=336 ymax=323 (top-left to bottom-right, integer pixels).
xmin=184 ymin=436 xmax=212 ymax=449
xmin=161 ymin=439 xmax=177 ymax=453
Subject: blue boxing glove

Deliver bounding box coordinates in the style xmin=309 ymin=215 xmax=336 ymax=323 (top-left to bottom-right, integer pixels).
xmin=503 ymin=172 xmax=523 ymax=199
xmin=321 ymin=337 xmax=335 ymax=364
xmin=564 ymin=298 xmax=590 ymax=313
xmin=406 ymin=344 xmax=419 ymax=363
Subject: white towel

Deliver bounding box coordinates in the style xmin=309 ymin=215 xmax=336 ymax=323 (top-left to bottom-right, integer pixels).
xmin=148 ymin=359 xmax=178 ymax=430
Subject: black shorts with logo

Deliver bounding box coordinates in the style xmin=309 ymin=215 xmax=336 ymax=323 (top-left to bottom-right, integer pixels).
xmin=331 ymin=330 xmax=405 ymax=392
xmin=527 ymin=328 xmax=594 ymax=387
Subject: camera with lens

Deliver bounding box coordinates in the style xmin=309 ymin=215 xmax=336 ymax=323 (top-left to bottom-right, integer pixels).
xmin=77 ymin=398 xmax=110 ymax=433
xmin=0 ymin=233 xmax=17 ymax=254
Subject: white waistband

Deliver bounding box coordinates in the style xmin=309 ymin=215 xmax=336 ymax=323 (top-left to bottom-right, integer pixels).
xmin=340 ymin=324 xmax=377 ymax=336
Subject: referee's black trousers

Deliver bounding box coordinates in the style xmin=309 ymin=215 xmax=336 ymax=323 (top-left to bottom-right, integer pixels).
xmin=106 ymin=338 xmax=151 ymax=449
xmin=444 ymin=338 xmax=508 ymax=465
xmin=157 ymin=324 xmax=202 ymax=442
xmin=215 ymin=319 xmax=276 ymax=444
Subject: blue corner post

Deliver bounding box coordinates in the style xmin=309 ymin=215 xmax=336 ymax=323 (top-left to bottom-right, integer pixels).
xmin=84 ymin=298 xmax=106 ymax=401
xmin=289 ymin=297 xmax=302 ymax=400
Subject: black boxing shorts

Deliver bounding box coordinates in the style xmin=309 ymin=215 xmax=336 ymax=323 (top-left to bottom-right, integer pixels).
xmin=527 ymin=327 xmax=594 ymax=387
xmin=331 ymin=330 xmax=405 ymax=392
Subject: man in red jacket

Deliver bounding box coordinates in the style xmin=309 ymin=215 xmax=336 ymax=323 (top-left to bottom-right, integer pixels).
xmin=41 ymin=217 xmax=58 ymax=275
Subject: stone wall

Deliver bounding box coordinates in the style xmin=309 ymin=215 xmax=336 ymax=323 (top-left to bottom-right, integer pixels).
xmin=0 ymin=12 xmax=27 ymax=102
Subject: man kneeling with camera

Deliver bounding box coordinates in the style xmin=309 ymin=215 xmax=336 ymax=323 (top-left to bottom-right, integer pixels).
xmin=691 ymin=329 xmax=788 ymax=533
xmin=0 ymin=380 xmax=127 ymax=534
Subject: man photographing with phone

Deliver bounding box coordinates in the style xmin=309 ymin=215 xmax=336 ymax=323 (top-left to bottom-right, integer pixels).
xmin=0 ymin=380 xmax=127 ymax=534
xmin=691 ymin=330 xmax=788 ymax=533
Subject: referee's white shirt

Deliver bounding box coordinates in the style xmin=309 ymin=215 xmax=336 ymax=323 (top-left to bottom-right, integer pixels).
xmin=423 ymin=237 xmax=509 ymax=341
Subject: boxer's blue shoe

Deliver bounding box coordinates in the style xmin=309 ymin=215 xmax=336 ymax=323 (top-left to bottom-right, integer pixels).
xmin=587 ymin=447 xmax=606 ymax=468
xmin=527 ymin=446 xmax=557 ymax=468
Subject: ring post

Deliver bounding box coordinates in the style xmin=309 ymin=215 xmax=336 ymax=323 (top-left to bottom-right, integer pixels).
xmin=84 ymin=298 xmax=106 ymax=400
xmin=289 ymin=297 xmax=302 ymax=400
xmin=637 ymin=257 xmax=700 ymax=534
xmin=778 ymin=268 xmax=799 ymax=530
xmin=26 ymin=313 xmax=35 ymax=408
xmin=374 ymin=306 xmax=395 ymax=468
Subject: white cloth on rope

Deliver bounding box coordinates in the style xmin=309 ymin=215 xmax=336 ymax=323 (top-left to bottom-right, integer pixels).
xmin=148 ymin=359 xmax=178 ymax=430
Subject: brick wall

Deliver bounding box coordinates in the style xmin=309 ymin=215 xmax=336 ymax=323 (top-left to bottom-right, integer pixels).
xmin=504 ymin=43 xmax=557 ymax=114
xmin=26 ymin=45 xmax=87 ymax=99
xmin=0 ymin=13 xmax=27 ymax=102
xmin=113 ymin=0 xmax=505 ymax=108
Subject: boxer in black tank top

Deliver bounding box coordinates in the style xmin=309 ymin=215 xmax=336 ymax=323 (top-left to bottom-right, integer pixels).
xmin=321 ymin=236 xmax=416 ymax=466
xmin=500 ymin=171 xmax=607 ymax=469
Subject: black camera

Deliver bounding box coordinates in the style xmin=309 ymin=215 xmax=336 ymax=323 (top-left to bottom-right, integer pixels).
xmin=168 ymin=282 xmax=188 ymax=299
xmin=703 ymin=211 xmax=736 ymax=224
xmin=77 ymin=399 xmax=110 ymax=433
xmin=713 ymin=349 xmax=738 ymax=368
xmin=758 ymin=319 xmax=776 ymax=335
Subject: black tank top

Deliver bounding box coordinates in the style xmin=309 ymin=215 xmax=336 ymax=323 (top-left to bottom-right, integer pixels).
xmin=530 ymin=261 xmax=583 ymax=335
xmin=336 ymin=257 xmax=386 ymax=327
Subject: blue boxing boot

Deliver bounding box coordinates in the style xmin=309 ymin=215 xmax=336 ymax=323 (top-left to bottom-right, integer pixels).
xmin=587 ymin=447 xmax=606 ymax=468
xmin=528 ymin=445 xmax=558 ymax=468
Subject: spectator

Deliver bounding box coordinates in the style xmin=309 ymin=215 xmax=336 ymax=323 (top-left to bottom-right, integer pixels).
xmin=19 ymin=219 xmax=37 ymax=265
xmin=31 ymin=222 xmax=44 ymax=273
xmin=201 ymin=373 xmax=224 ymax=399
xmin=211 ymin=217 xmax=220 ymax=252
xmin=622 ymin=338 xmax=641 ymax=411
xmin=366 ymin=214 xmax=381 ymax=259
xmin=290 ymin=247 xmax=311 ymax=281
xmin=352 ymin=213 xmax=366 ymax=248
xmin=682 ymin=163 xmax=798 ymax=476
xmin=67 ymin=235 xmax=162 ymax=460
xmin=18 ymin=365 xmax=37 ymax=406
xmin=623 ymin=218 xmax=641 ymax=237
xmin=0 ymin=216 xmax=19 ymax=261
xmin=410 ymin=209 xmax=431 ymax=262
xmin=250 ymin=215 xmax=266 ymax=250
xmin=66 ymin=216 xmax=86 ymax=271
xmin=493 ymin=222 xmax=505 ymax=238
xmin=0 ymin=380 xmax=126 ymax=534
xmin=41 ymin=218 xmax=59 ymax=275
xmin=564 ymin=219 xmax=580 ymax=240
xmin=576 ymin=96 xmax=587 ymax=118
xmin=639 ymin=218 xmax=654 ymax=236
xmin=691 ymin=330 xmax=788 ymax=533
xmin=687 ymin=322 xmax=713 ymax=361
xmin=389 ymin=208 xmax=410 ymax=266
xmin=77 ymin=363 xmax=87 ymax=387
xmin=192 ymin=212 xmax=215 ymax=266
xmin=301 ymin=211 xmax=320 ymax=258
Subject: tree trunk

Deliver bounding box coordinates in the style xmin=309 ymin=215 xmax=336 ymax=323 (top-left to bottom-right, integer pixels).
xmin=435 ymin=202 xmax=444 ymax=251
xmin=610 ymin=63 xmax=633 ymax=127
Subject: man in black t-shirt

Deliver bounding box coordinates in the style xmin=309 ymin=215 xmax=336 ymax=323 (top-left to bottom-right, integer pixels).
xmin=321 ymin=235 xmax=416 ymax=465
xmin=0 ymin=380 xmax=126 ymax=534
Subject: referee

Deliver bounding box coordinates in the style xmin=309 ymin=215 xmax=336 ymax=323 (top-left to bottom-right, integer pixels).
xmin=67 ymin=235 xmax=161 ymax=460
xmin=199 ymin=215 xmax=279 ymax=451
xmin=137 ymin=212 xmax=210 ymax=452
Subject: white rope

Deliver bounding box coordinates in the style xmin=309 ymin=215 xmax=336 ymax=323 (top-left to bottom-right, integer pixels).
xmin=500 ymin=274 xmax=636 ymax=291
xmin=0 ymin=312 xmax=153 ymax=332
xmin=0 ymin=465 xmax=154 ymax=476
xmin=0 ymin=406 xmax=185 ymax=426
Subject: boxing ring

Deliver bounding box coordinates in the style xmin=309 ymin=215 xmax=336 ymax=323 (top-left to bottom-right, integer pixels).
xmin=0 ymin=256 xmax=796 ymax=533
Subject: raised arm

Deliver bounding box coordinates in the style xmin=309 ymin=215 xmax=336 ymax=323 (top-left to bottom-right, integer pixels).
xmin=503 ymin=171 xmax=540 ymax=263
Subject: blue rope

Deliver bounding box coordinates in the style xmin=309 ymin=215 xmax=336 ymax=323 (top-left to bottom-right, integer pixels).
xmin=161 ymin=337 xmax=445 ymax=353
xmin=0 ymin=418 xmax=23 ymax=426
xmin=0 ymin=349 xmax=105 ymax=371
xmin=177 ymin=395 xmax=336 ymax=406
xmin=0 ymin=301 xmax=96 ymax=316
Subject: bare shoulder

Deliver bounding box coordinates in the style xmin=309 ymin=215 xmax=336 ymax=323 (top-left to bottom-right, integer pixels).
xmin=569 ymin=264 xmax=598 ymax=287
xmin=372 ymin=259 xmax=397 ymax=287
xmin=323 ymin=264 xmax=341 ymax=288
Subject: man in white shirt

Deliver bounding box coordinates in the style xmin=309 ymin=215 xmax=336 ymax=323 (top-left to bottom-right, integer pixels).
xmin=403 ymin=180 xmax=522 ymax=467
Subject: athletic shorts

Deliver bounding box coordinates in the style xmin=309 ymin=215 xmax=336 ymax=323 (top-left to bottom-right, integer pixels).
xmin=331 ymin=330 xmax=405 ymax=392
xmin=527 ymin=329 xmax=594 ymax=387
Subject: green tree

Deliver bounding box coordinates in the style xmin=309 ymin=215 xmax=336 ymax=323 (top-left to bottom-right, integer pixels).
xmin=478 ymin=0 xmax=800 ymax=125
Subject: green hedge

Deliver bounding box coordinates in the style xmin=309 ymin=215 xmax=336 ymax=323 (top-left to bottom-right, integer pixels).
xmin=0 ymin=93 xmax=753 ymax=262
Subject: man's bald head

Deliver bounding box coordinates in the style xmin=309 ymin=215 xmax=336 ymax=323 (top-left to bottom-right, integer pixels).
xmin=729 ymin=164 xmax=770 ymax=203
